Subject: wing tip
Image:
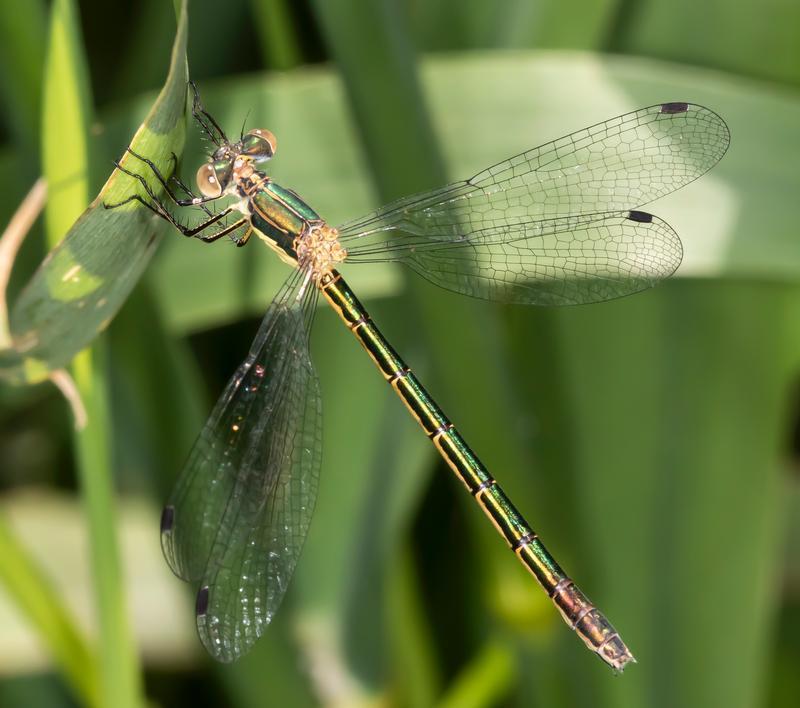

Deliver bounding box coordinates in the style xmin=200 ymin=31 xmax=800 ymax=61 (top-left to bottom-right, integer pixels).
xmin=656 ymin=101 xmax=730 ymax=151
xmin=195 ymin=586 xmax=262 ymax=664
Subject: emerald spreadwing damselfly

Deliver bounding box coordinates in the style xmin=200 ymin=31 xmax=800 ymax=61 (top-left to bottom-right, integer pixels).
xmin=106 ymin=85 xmax=729 ymax=669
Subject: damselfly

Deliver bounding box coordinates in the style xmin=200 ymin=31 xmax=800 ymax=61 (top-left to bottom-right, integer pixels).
xmin=107 ymin=86 xmax=729 ymax=669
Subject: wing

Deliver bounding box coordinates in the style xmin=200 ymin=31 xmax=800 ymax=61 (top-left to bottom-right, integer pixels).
xmin=337 ymin=102 xmax=728 ymax=250
xmin=348 ymin=210 xmax=681 ymax=306
xmin=160 ymin=270 xmax=322 ymax=662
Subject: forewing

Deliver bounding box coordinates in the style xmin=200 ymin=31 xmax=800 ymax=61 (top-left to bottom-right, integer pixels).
xmin=161 ymin=273 xmax=322 ymax=662
xmin=337 ymin=103 xmax=728 ymax=249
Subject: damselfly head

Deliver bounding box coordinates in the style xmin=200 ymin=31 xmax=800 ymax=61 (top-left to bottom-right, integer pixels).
xmin=196 ymin=129 xmax=278 ymax=198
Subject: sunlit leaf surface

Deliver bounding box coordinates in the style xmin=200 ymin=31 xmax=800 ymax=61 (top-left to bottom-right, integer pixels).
xmin=1 ymin=5 xmax=188 ymax=384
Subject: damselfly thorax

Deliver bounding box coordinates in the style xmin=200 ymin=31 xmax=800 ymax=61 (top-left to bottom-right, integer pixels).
xmin=200 ymin=133 xmax=347 ymax=294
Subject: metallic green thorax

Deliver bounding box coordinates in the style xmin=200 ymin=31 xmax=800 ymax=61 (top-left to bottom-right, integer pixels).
xmin=249 ymin=181 xmax=321 ymax=260
xmin=320 ymin=269 xmax=634 ymax=671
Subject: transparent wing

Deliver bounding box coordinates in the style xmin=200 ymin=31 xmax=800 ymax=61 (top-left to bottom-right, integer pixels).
xmin=349 ymin=210 xmax=680 ymax=306
xmin=338 ymin=103 xmax=728 ymax=258
xmin=161 ymin=270 xmax=322 ymax=662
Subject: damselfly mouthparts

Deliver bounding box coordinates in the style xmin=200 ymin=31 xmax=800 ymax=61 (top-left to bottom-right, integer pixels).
xmin=107 ymin=85 xmax=729 ymax=669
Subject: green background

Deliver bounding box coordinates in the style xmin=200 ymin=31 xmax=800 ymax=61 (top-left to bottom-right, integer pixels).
xmin=0 ymin=0 xmax=798 ymax=706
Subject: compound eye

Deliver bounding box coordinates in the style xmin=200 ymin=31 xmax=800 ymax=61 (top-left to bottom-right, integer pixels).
xmin=241 ymin=128 xmax=277 ymax=161
xmin=195 ymin=163 xmax=223 ymax=197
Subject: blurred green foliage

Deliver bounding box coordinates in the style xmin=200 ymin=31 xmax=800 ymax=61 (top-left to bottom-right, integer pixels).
xmin=0 ymin=0 xmax=799 ymax=707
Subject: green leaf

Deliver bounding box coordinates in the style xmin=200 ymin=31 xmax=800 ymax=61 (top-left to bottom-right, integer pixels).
xmin=0 ymin=512 xmax=101 ymax=707
xmin=613 ymin=0 xmax=800 ymax=85
xmin=35 ymin=2 xmax=159 ymax=708
xmin=249 ymin=0 xmax=301 ymax=70
xmin=1 ymin=0 xmax=189 ymax=384
xmin=0 ymin=3 xmax=189 ymax=708
xmin=0 ymin=0 xmax=47 ymax=156
xmin=434 ymin=639 xmax=515 ymax=708
xmin=411 ymin=0 xmax=619 ymax=51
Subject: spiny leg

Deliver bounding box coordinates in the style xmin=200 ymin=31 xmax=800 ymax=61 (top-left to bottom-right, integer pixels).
xmin=189 ymin=80 xmax=228 ymax=146
xmin=104 ymin=192 xmax=241 ymax=243
xmin=104 ymin=162 xmax=239 ymax=242
xmin=233 ymin=226 xmax=253 ymax=247
xmin=123 ymin=147 xmax=221 ymax=208
xmin=103 ymin=193 xmax=174 ymax=223
xmin=192 ymin=217 xmax=249 ymax=244
xmin=165 ymin=152 xmax=213 ymax=217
